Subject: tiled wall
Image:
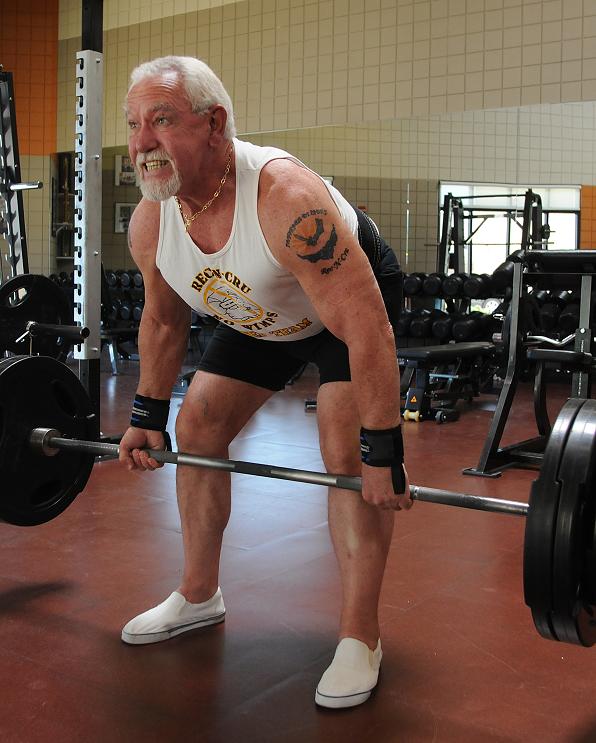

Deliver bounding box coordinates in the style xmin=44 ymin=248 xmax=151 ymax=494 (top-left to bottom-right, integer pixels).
xmin=580 ymin=186 xmax=596 ymax=249
xmin=52 ymin=0 xmax=596 ymax=276
xmin=2 ymin=0 xmax=58 ymax=155
xmin=242 ymin=100 xmax=596 ymax=184
xmin=1 ymin=1 xmax=59 ymax=275
xmin=58 ymin=0 xmax=239 ymax=40
xmin=99 ymin=95 xmax=596 ymax=272
xmin=5 ymin=0 xmax=596 ymax=275
xmin=57 ymin=0 xmax=596 ymax=150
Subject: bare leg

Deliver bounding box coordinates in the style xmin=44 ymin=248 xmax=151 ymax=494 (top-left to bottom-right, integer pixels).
xmin=175 ymin=371 xmax=273 ymax=603
xmin=317 ymin=381 xmax=395 ymax=650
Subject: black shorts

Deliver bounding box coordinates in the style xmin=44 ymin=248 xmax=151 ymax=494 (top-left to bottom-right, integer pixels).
xmin=197 ymin=217 xmax=403 ymax=392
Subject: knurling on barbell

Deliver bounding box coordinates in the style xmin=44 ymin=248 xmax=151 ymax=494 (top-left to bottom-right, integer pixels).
xmin=1 ymin=354 xmax=595 ymax=648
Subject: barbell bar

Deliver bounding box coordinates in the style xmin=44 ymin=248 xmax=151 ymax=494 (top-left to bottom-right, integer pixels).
xmin=1 ymin=354 xmax=596 ymax=649
xmin=29 ymin=427 xmax=529 ymax=517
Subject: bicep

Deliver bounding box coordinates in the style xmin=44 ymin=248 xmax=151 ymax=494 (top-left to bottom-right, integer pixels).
xmin=260 ymin=169 xmax=387 ymax=341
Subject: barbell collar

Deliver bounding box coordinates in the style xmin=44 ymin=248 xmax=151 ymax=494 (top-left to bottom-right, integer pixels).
xmin=9 ymin=181 xmax=43 ymax=191
xmin=30 ymin=429 xmax=529 ymax=518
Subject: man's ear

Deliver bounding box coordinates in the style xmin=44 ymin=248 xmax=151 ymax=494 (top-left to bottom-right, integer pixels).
xmin=209 ymin=104 xmax=228 ymax=136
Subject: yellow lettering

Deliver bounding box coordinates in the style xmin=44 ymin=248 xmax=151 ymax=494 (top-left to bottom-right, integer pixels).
xmin=270 ymin=317 xmax=312 ymax=337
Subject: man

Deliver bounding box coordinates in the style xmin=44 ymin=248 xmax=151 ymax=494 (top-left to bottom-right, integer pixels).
xmin=119 ymin=55 xmax=411 ymax=710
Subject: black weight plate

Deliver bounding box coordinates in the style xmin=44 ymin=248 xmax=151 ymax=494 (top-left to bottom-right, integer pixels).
xmin=0 ymin=274 xmax=73 ymax=360
xmin=523 ymin=397 xmax=586 ymax=641
xmin=0 ymin=355 xmax=95 ymax=526
xmin=551 ymin=399 xmax=596 ymax=645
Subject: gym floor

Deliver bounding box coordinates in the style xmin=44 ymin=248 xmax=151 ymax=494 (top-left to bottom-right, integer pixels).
xmin=1 ymin=359 xmax=595 ymax=743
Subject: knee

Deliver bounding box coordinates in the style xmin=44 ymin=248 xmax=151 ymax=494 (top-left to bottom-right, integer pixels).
xmin=175 ymin=404 xmax=229 ymax=456
xmin=320 ymin=435 xmax=361 ymax=477
xmin=175 ymin=407 xmax=200 ymax=452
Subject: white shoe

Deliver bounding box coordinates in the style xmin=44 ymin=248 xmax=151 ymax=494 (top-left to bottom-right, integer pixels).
xmin=315 ymin=638 xmax=382 ymax=709
xmin=121 ymin=588 xmax=225 ymax=645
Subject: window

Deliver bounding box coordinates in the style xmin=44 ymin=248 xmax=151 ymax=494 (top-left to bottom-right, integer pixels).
xmin=438 ymin=182 xmax=580 ymax=276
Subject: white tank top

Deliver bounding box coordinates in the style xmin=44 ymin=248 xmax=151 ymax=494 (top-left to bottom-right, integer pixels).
xmin=156 ymin=138 xmax=358 ymax=341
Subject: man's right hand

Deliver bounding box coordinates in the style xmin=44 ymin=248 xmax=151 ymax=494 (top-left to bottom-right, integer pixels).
xmin=119 ymin=427 xmax=167 ymax=471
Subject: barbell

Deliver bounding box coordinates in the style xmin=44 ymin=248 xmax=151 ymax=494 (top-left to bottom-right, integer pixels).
xmin=1 ymin=354 xmax=596 ymax=649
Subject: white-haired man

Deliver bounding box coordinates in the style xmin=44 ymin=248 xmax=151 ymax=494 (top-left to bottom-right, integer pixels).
xmin=119 ymin=56 xmax=410 ymax=709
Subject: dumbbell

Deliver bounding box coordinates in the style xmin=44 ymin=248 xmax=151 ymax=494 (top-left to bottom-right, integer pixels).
xmin=131 ymin=270 xmax=144 ymax=288
xmin=442 ymin=273 xmax=470 ymax=298
xmin=537 ymin=290 xmax=566 ymax=332
xmin=104 ymin=270 xmax=118 ymax=288
xmin=403 ymin=273 xmax=428 ymax=297
xmin=539 ymin=302 xmax=561 ymax=332
xmin=422 ymin=272 xmax=446 ymax=297
xmin=49 ymin=273 xmax=60 ymax=284
xmin=431 ymin=312 xmax=462 ymax=342
xmin=558 ymin=302 xmax=580 ymax=334
xmin=395 ymin=308 xmax=415 ymax=336
xmin=491 ymin=249 xmax=525 ymax=292
xmin=108 ymin=298 xmax=122 ymax=322
xmin=532 ymin=289 xmax=550 ymax=306
xmin=463 ymin=273 xmax=494 ymax=299
xmin=118 ymin=301 xmax=133 ymax=322
xmin=452 ymin=311 xmax=493 ymax=342
xmin=409 ymin=309 xmax=449 ymax=339
xmin=132 ymin=300 xmax=144 ymax=322
xmin=116 ymin=270 xmax=132 ymax=288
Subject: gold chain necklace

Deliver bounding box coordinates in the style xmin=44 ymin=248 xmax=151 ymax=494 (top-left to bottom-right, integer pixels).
xmin=174 ymin=148 xmax=233 ymax=232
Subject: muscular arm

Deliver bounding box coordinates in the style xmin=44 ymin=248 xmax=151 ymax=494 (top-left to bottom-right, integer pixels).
xmin=128 ymin=200 xmax=191 ymax=399
xmin=258 ymin=160 xmax=401 ymax=430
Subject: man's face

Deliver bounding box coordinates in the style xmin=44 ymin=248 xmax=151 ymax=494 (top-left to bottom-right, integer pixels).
xmin=125 ymin=73 xmax=208 ymax=201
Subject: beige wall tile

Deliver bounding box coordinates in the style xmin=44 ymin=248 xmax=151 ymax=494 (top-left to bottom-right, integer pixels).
xmin=48 ymin=1 xmax=596 ymax=276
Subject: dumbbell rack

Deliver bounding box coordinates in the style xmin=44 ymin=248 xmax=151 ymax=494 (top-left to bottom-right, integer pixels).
xmin=101 ymin=268 xmax=144 ymax=375
xmin=398 ymin=270 xmax=502 ymax=422
xmin=464 ymin=251 xmax=596 ymax=477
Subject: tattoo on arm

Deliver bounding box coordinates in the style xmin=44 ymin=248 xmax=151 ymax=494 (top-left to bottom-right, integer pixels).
xmin=285 ymin=209 xmax=349 ymax=275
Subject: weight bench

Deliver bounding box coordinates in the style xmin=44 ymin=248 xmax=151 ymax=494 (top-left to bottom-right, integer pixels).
xmin=101 ymin=327 xmax=139 ymax=375
xmin=398 ymin=341 xmax=496 ymax=423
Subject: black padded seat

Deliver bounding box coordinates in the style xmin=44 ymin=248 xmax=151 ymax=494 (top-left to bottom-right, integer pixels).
xmin=398 ymin=341 xmax=495 ymax=363
xmin=526 ymin=348 xmax=593 ymax=368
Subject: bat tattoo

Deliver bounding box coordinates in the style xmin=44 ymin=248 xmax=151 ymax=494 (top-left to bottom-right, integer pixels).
xmin=296 ymin=223 xmax=338 ymax=263
xmin=294 ymin=218 xmax=325 ymax=246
